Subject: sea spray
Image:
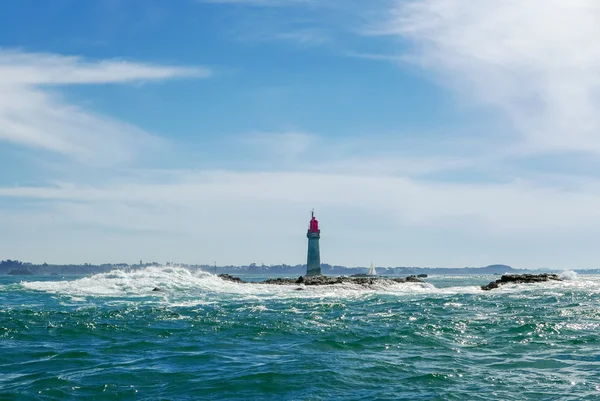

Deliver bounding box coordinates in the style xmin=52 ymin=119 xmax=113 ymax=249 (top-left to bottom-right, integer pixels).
xmin=559 ymin=270 xmax=579 ymax=281
xmin=21 ymin=266 xmax=479 ymax=302
xmin=22 ymin=266 xmax=597 ymax=303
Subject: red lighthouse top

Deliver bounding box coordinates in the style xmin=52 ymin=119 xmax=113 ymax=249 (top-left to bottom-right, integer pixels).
xmin=308 ymin=210 xmax=320 ymax=233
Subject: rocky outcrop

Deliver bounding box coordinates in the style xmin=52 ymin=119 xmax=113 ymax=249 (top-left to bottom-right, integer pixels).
xmin=405 ymin=275 xmax=424 ymax=283
xmin=220 ymin=274 xmax=424 ymax=287
xmin=218 ymin=274 xmax=245 ymax=283
xmin=481 ymin=274 xmax=561 ymax=291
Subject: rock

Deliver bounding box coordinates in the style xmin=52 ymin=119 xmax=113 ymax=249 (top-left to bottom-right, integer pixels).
xmin=417 ymin=274 xmax=428 ymax=278
xmin=481 ymin=274 xmax=561 ymax=291
xmin=303 ymin=276 xmax=344 ymax=286
xmin=263 ymin=277 xmax=295 ymax=285
xmin=218 ymin=274 xmax=244 ymax=283
xmin=406 ymin=275 xmax=423 ymax=283
xmin=152 ymin=287 xmax=162 ymax=292
xmin=216 ymin=274 xmax=424 ymax=287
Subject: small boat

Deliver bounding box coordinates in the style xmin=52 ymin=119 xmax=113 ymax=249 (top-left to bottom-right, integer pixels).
xmin=367 ymin=262 xmax=377 ymax=276
xmin=352 ymin=262 xmax=377 ymax=277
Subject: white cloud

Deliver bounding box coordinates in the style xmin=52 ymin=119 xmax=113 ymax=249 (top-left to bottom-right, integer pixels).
xmin=272 ymin=29 xmax=331 ymax=45
xmin=0 ymin=50 xmax=208 ymax=86
xmin=234 ymin=131 xmax=496 ymax=177
xmin=0 ymin=86 xmax=164 ymax=165
xmin=314 ymin=155 xmax=474 ymax=176
xmin=5 ymin=4 xmax=600 ymax=267
xmin=201 ymin=0 xmax=356 ymax=46
xmin=0 ymin=170 xmax=598 ymax=236
xmin=0 ymin=50 xmax=208 ymax=165
xmin=3 ymin=170 xmax=600 ymax=267
xmin=382 ymin=0 xmax=600 ymax=154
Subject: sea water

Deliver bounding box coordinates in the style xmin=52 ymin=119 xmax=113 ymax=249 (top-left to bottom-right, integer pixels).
xmin=1 ymin=267 xmax=600 ymax=400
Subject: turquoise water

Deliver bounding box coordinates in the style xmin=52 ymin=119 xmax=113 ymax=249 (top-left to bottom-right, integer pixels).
xmin=1 ymin=268 xmax=599 ymax=400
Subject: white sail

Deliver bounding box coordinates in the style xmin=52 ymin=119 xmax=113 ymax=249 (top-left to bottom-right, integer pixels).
xmin=367 ymin=262 xmax=376 ymax=276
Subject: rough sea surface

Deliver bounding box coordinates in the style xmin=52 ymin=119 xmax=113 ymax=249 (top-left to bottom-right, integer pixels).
xmin=1 ymin=267 xmax=599 ymax=400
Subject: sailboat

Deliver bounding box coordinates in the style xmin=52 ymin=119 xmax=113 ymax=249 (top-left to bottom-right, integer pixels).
xmin=367 ymin=262 xmax=377 ymax=276
xmin=351 ymin=262 xmax=378 ymax=277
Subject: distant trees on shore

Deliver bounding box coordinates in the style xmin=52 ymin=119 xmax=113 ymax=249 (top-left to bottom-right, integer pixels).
xmin=1 ymin=259 xmax=597 ymax=276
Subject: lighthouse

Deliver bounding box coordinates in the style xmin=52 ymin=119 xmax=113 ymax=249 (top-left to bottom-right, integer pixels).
xmin=306 ymin=210 xmax=322 ymax=276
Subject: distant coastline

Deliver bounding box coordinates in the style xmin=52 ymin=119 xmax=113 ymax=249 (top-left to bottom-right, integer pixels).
xmin=1 ymin=260 xmax=596 ymax=276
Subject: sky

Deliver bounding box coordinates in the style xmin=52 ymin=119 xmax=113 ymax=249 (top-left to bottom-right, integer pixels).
xmin=1 ymin=0 xmax=600 ymax=269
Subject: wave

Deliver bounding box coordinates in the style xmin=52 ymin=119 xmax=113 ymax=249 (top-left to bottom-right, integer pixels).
xmin=21 ymin=267 xmax=231 ymax=298
xmin=18 ymin=266 xmax=600 ymax=302
xmin=19 ymin=266 xmax=454 ymax=300
xmin=559 ymin=270 xmax=579 ymax=281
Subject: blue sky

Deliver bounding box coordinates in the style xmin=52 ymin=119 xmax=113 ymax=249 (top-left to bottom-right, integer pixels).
xmin=1 ymin=0 xmax=600 ymax=269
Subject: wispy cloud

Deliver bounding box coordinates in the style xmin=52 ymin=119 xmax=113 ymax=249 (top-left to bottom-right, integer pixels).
xmin=0 ymin=50 xmax=208 ymax=85
xmin=272 ymin=29 xmax=331 ymax=45
xmin=346 ymin=52 xmax=403 ymax=63
xmin=0 ymin=50 xmax=208 ymax=165
xmin=201 ymin=0 xmax=361 ymax=46
xmin=2 ymin=169 xmax=600 ymax=266
xmin=0 ymin=86 xmax=163 ymax=165
xmin=231 ymin=130 xmax=507 ymax=179
xmin=382 ymin=0 xmax=600 ymax=154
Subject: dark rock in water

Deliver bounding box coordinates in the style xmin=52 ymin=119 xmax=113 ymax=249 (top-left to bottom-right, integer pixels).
xmin=263 ymin=277 xmax=296 ymax=285
xmin=218 ymin=274 xmax=244 ymax=283
xmin=481 ymin=274 xmax=561 ymax=291
xmin=218 ymin=274 xmax=424 ymax=287
xmin=152 ymin=287 xmax=162 ymax=292
xmin=417 ymin=274 xmax=428 ymax=278
xmin=297 ymin=275 xmax=426 ymax=286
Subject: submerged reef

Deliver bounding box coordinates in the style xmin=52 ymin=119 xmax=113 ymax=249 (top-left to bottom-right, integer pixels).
xmin=481 ymin=274 xmax=561 ymax=291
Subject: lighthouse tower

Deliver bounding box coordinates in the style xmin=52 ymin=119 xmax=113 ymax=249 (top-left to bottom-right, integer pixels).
xmin=306 ymin=210 xmax=322 ymax=276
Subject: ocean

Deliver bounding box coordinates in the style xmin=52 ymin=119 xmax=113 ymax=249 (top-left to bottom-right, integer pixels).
xmin=1 ymin=267 xmax=599 ymax=400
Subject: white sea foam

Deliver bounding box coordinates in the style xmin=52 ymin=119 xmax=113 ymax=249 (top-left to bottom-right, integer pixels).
xmin=20 ymin=266 xmax=454 ymax=301
xmin=19 ymin=266 xmax=600 ymax=302
xmin=559 ymin=270 xmax=579 ymax=281
xmin=21 ymin=266 xmax=290 ymax=299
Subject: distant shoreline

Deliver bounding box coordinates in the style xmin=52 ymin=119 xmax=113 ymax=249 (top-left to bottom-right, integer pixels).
xmin=1 ymin=260 xmax=597 ymax=276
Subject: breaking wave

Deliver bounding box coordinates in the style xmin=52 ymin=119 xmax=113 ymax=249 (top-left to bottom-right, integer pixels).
xmin=559 ymin=270 xmax=579 ymax=281
xmin=19 ymin=266 xmax=456 ymax=301
xmin=21 ymin=267 xmax=262 ymax=298
xmin=18 ymin=266 xmax=600 ymax=303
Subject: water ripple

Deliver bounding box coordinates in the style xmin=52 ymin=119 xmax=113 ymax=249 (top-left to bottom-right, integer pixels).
xmin=2 ymin=270 xmax=600 ymax=399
